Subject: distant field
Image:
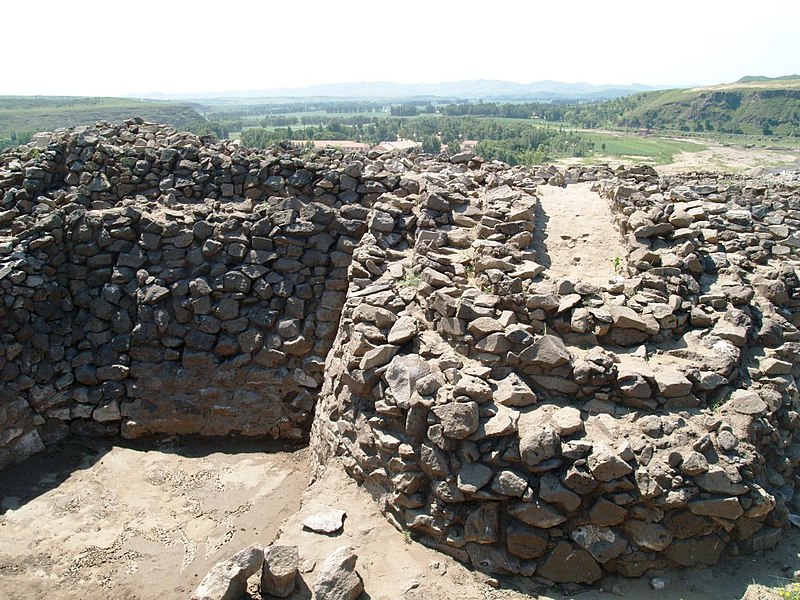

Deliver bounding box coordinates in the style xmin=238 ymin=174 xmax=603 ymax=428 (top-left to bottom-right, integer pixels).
xmin=0 ymin=96 xmax=202 ymax=146
xmin=2 ymin=93 xmax=795 ymax=173
xmin=583 ymin=132 xmax=707 ymax=164
xmin=690 ymin=79 xmax=800 ymax=93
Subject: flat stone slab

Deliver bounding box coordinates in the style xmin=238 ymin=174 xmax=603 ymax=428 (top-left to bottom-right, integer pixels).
xmin=303 ymin=508 xmax=347 ymax=534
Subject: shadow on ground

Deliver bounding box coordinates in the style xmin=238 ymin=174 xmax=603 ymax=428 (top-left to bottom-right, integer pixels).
xmin=0 ymin=435 xmax=307 ymax=515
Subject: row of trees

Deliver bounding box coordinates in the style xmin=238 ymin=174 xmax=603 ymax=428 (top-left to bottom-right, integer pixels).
xmin=238 ymin=116 xmax=596 ymax=165
xmin=184 ymin=120 xmax=230 ymax=139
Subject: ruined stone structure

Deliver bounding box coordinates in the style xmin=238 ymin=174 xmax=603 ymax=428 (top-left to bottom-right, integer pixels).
xmin=0 ymin=121 xmax=376 ymax=456
xmin=2 ymin=120 xmax=800 ymax=584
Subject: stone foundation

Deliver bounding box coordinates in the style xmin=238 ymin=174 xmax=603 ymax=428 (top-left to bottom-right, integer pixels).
xmin=311 ymin=165 xmax=800 ymax=580
xmin=2 ymin=122 xmax=800 ymax=583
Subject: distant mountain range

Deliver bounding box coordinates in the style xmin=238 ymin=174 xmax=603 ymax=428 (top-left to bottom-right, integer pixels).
xmin=134 ymin=80 xmax=662 ymax=102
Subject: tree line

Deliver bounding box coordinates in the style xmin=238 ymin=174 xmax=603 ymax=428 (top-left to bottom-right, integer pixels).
xmin=239 ymin=115 xmax=596 ymax=165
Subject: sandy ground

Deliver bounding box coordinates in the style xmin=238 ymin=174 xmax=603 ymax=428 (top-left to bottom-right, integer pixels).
xmin=0 ymin=438 xmax=308 ymax=600
xmin=659 ymin=142 xmax=800 ymax=175
xmin=534 ymin=182 xmax=626 ymax=286
xmin=1 ymin=440 xmax=799 ymax=600
xmin=556 ymin=139 xmax=800 ymax=176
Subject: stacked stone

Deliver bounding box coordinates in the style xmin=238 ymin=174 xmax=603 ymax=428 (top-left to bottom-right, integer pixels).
xmin=313 ymin=162 xmax=800 ymax=583
xmin=407 ymin=169 xmax=741 ymax=413
xmin=3 ymin=120 xmax=800 ymax=584
xmin=313 ymin=264 xmax=777 ymax=582
xmin=0 ymin=120 xmax=414 ymax=467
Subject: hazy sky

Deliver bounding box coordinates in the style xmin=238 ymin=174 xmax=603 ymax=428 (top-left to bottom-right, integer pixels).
xmin=4 ymin=0 xmax=799 ymax=96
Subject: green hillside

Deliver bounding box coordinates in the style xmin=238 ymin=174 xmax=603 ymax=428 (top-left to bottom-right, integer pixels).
xmin=737 ymin=74 xmax=800 ymax=83
xmin=602 ymin=78 xmax=800 ymax=136
xmin=0 ymin=97 xmax=207 ymax=149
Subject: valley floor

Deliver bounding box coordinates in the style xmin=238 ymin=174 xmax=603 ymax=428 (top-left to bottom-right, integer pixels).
xmin=556 ymin=137 xmax=800 ymax=175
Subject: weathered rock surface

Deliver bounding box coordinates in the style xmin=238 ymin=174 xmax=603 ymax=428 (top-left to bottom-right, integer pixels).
xmin=538 ymin=541 xmax=602 ymax=583
xmin=192 ymin=544 xmax=264 ymax=600
xmin=303 ymin=509 xmax=346 ymax=534
xmin=261 ymin=545 xmax=298 ymax=598
xmin=313 ymin=546 xmax=363 ymax=600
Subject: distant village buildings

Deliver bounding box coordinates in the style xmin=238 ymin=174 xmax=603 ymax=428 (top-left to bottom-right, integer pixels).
xmin=371 ymin=139 xmax=422 ymax=153
xmin=289 ymin=139 xmax=424 ymax=153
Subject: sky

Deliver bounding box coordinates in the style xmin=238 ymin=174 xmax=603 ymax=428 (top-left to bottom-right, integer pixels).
xmin=3 ymin=0 xmax=799 ymax=97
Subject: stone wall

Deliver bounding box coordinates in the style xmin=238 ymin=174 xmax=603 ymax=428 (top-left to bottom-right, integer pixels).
xmin=3 ymin=121 xmax=800 ymax=584
xmin=311 ymin=164 xmax=800 ymax=582
xmin=0 ymin=120 xmax=411 ymax=466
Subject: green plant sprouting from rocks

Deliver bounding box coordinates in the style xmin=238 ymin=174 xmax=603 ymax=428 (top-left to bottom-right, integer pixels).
xmin=396 ymin=268 xmax=421 ymax=288
xmin=612 ymin=255 xmax=623 ymax=275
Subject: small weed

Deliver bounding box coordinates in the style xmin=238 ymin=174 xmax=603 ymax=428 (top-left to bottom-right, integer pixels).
xmin=462 ymin=250 xmax=476 ymax=282
xmin=481 ymin=284 xmax=493 ymax=294
xmin=396 ymin=268 xmax=421 ymax=288
xmin=612 ymin=255 xmax=623 ymax=275
xmin=402 ymin=529 xmax=412 ymax=545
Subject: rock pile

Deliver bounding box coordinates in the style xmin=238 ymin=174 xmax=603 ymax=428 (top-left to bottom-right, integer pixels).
xmin=2 ymin=121 xmax=800 ymax=585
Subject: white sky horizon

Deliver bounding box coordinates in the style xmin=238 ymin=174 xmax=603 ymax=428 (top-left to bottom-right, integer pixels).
xmin=3 ymin=0 xmax=799 ymax=97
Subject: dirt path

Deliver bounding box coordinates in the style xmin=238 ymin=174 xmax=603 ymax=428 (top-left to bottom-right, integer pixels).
xmin=0 ymin=439 xmax=308 ymax=600
xmin=555 ymin=140 xmax=800 ymax=175
xmin=535 ymin=182 xmax=626 ymax=286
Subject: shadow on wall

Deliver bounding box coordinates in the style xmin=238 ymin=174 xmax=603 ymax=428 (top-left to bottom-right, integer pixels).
xmin=532 ymin=196 xmax=552 ymax=269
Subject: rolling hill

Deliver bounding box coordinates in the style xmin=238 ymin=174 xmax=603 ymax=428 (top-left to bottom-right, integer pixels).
xmin=0 ymin=97 xmax=204 ymax=148
xmin=135 ymin=79 xmax=659 ymax=102
xmin=604 ymin=76 xmax=800 ymax=135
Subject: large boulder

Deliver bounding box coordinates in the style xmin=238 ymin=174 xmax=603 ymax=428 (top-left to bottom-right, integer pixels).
xmin=538 ymin=541 xmax=602 ymax=583
xmin=492 ymin=372 xmax=537 ymax=407
xmin=519 ymin=334 xmax=571 ymax=368
xmin=431 ymin=402 xmax=479 ymax=439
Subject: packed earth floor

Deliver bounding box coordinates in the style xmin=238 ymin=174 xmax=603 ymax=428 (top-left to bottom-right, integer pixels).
xmin=1 ymin=440 xmax=800 ymax=599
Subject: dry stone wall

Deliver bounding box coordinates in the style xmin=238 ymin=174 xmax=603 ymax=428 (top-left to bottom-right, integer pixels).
xmin=0 ymin=120 xmax=412 ymax=466
xmin=311 ymin=164 xmax=800 ymax=582
xmin=3 ymin=121 xmax=800 ymax=585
